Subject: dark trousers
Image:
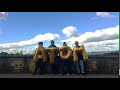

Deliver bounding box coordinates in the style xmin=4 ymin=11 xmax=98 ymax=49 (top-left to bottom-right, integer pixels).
xmin=61 ymin=60 xmax=71 ymax=74
xmin=51 ymin=64 xmax=57 ymax=74
xmin=34 ymin=59 xmax=45 ymax=74
xmin=51 ymin=58 xmax=59 ymax=74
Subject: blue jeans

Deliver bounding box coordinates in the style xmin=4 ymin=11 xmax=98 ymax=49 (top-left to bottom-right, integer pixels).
xmin=75 ymin=60 xmax=86 ymax=74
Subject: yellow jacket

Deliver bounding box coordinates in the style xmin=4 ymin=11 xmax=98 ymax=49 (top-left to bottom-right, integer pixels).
xmin=45 ymin=47 xmax=59 ymax=64
xmin=33 ymin=46 xmax=47 ymax=62
xmin=73 ymin=45 xmax=88 ymax=62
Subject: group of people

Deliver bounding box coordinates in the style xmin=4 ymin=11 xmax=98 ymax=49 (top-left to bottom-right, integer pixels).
xmin=32 ymin=40 xmax=88 ymax=75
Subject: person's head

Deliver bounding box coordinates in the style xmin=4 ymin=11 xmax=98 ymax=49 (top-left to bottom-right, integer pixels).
xmin=38 ymin=42 xmax=43 ymax=46
xmin=75 ymin=41 xmax=79 ymax=46
xmin=63 ymin=42 xmax=67 ymax=46
xmin=51 ymin=40 xmax=54 ymax=46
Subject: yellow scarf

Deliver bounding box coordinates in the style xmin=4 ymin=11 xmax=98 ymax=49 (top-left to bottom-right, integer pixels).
xmin=33 ymin=46 xmax=47 ymax=62
xmin=73 ymin=45 xmax=88 ymax=62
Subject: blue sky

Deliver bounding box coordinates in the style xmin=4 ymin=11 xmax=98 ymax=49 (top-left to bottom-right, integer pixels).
xmin=0 ymin=12 xmax=119 ymax=53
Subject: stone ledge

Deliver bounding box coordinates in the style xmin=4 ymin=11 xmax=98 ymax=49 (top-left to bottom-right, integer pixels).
xmin=0 ymin=57 xmax=119 ymax=74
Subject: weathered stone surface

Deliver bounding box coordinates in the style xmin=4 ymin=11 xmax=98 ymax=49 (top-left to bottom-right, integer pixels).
xmin=0 ymin=56 xmax=119 ymax=74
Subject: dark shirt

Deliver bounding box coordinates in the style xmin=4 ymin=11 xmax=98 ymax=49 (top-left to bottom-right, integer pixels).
xmin=62 ymin=48 xmax=68 ymax=55
xmin=38 ymin=51 xmax=42 ymax=55
xmin=75 ymin=46 xmax=84 ymax=60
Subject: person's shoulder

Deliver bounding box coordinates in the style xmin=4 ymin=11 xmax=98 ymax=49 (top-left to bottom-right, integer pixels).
xmin=54 ymin=45 xmax=57 ymax=47
xmin=34 ymin=47 xmax=38 ymax=52
xmin=43 ymin=47 xmax=45 ymax=49
xmin=35 ymin=47 xmax=39 ymax=49
xmin=80 ymin=45 xmax=84 ymax=46
xmin=80 ymin=45 xmax=84 ymax=47
xmin=48 ymin=45 xmax=51 ymax=47
xmin=73 ymin=46 xmax=76 ymax=48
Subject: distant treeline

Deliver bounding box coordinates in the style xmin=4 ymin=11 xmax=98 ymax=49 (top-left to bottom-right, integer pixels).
xmin=103 ymin=51 xmax=119 ymax=55
xmin=0 ymin=50 xmax=119 ymax=58
xmin=0 ymin=52 xmax=33 ymax=57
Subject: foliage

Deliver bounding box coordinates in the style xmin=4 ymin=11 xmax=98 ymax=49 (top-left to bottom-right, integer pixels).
xmin=0 ymin=52 xmax=33 ymax=57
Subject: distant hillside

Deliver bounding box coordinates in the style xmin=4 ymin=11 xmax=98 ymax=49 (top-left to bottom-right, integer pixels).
xmin=87 ymin=51 xmax=110 ymax=55
xmin=87 ymin=50 xmax=119 ymax=55
xmin=103 ymin=50 xmax=119 ymax=55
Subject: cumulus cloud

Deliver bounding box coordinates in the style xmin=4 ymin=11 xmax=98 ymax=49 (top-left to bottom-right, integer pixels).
xmin=96 ymin=12 xmax=117 ymax=18
xmin=1 ymin=39 xmax=118 ymax=54
xmin=60 ymin=39 xmax=118 ymax=52
xmin=62 ymin=26 xmax=79 ymax=37
xmin=84 ymin=39 xmax=119 ymax=52
xmin=91 ymin=12 xmax=118 ymax=20
xmin=61 ymin=25 xmax=119 ymax=44
xmin=0 ymin=12 xmax=8 ymax=20
xmin=0 ymin=33 xmax=60 ymax=50
xmin=0 ymin=48 xmax=36 ymax=54
xmin=61 ymin=25 xmax=119 ymax=52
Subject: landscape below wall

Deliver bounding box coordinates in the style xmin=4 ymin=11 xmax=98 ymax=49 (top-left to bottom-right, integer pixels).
xmin=0 ymin=56 xmax=119 ymax=74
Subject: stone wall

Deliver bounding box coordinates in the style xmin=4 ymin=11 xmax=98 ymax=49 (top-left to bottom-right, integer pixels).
xmin=0 ymin=56 xmax=119 ymax=74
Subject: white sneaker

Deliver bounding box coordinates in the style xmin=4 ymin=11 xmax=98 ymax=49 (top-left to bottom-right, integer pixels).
xmin=60 ymin=73 xmax=63 ymax=75
xmin=66 ymin=73 xmax=69 ymax=75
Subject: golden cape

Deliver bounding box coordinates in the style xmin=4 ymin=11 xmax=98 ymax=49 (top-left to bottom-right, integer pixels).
xmin=73 ymin=45 xmax=88 ymax=62
xmin=45 ymin=47 xmax=59 ymax=64
xmin=33 ymin=46 xmax=47 ymax=62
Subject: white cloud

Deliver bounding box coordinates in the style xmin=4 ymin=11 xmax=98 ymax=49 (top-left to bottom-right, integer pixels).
xmin=84 ymin=39 xmax=119 ymax=52
xmin=0 ymin=33 xmax=60 ymax=50
xmin=0 ymin=48 xmax=36 ymax=54
xmin=96 ymin=12 xmax=118 ymax=18
xmin=62 ymin=26 xmax=79 ymax=37
xmin=1 ymin=39 xmax=118 ymax=54
xmin=61 ymin=25 xmax=119 ymax=52
xmin=91 ymin=17 xmax=98 ymax=20
xmin=61 ymin=25 xmax=119 ymax=44
xmin=61 ymin=39 xmax=118 ymax=52
xmin=91 ymin=12 xmax=118 ymax=20
xmin=0 ymin=12 xmax=8 ymax=20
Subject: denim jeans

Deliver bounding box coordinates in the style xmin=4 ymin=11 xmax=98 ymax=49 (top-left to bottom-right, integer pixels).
xmin=76 ymin=60 xmax=86 ymax=74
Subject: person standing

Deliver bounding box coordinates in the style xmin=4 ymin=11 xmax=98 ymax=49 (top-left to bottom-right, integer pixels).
xmin=73 ymin=41 xmax=88 ymax=75
xmin=32 ymin=42 xmax=47 ymax=75
xmin=60 ymin=42 xmax=72 ymax=75
xmin=48 ymin=40 xmax=59 ymax=75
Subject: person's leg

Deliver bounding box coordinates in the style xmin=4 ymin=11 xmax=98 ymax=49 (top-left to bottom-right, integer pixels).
xmin=64 ymin=60 xmax=68 ymax=75
xmin=39 ymin=60 xmax=44 ymax=75
xmin=54 ymin=60 xmax=57 ymax=74
xmin=51 ymin=64 xmax=54 ymax=74
xmin=61 ymin=60 xmax=65 ymax=75
xmin=84 ymin=61 xmax=87 ymax=75
xmin=82 ymin=60 xmax=87 ymax=75
xmin=66 ymin=60 xmax=71 ymax=75
xmin=42 ymin=62 xmax=45 ymax=74
xmin=55 ymin=58 xmax=59 ymax=74
xmin=79 ymin=60 xmax=85 ymax=74
xmin=54 ymin=63 xmax=57 ymax=74
xmin=76 ymin=60 xmax=81 ymax=74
